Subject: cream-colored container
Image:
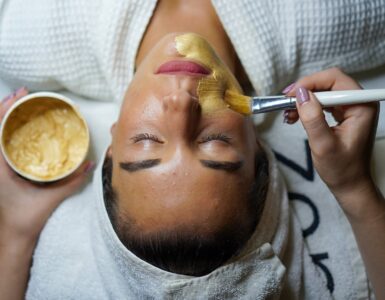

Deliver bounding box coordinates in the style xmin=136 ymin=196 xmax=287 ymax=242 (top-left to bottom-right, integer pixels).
xmin=0 ymin=92 xmax=90 ymax=182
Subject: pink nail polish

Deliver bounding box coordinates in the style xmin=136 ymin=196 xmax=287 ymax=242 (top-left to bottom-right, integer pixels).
xmin=283 ymin=111 xmax=288 ymax=121
xmin=282 ymin=83 xmax=295 ymax=94
xmin=15 ymin=86 xmax=28 ymax=95
xmin=296 ymin=87 xmax=309 ymax=104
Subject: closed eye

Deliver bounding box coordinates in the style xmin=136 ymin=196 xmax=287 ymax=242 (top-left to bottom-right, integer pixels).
xmin=131 ymin=133 xmax=164 ymax=144
xmin=199 ymin=133 xmax=231 ymax=144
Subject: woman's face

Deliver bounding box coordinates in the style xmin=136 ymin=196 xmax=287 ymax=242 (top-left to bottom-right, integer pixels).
xmin=110 ymin=33 xmax=261 ymax=235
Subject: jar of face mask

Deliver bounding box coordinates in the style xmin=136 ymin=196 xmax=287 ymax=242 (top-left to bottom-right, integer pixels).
xmin=0 ymin=92 xmax=90 ymax=182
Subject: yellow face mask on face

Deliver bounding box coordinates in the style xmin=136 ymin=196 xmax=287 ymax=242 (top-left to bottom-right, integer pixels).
xmin=175 ymin=33 xmax=243 ymax=114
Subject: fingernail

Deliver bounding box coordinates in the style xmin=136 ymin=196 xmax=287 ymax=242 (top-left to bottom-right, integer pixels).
xmin=84 ymin=161 xmax=96 ymax=174
xmin=282 ymin=83 xmax=295 ymax=94
xmin=283 ymin=110 xmax=289 ymax=123
xmin=15 ymin=86 xmax=28 ymax=95
xmin=296 ymin=87 xmax=309 ymax=104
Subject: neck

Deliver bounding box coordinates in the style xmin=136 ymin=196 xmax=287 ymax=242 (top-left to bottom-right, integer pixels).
xmin=136 ymin=0 xmax=238 ymax=75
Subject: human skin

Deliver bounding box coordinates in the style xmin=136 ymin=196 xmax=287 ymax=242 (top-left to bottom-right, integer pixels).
xmin=135 ymin=0 xmax=249 ymax=85
xmin=110 ymin=0 xmax=258 ymax=235
xmin=283 ymin=68 xmax=385 ymax=299
xmin=0 ymin=1 xmax=255 ymax=297
xmin=0 ymin=90 xmax=94 ymax=300
xmin=110 ymin=34 xmax=385 ymax=296
xmin=1 ymin=0 xmax=384 ymax=298
xmin=1 ymin=59 xmax=385 ymax=300
xmin=109 ymin=33 xmax=259 ymax=235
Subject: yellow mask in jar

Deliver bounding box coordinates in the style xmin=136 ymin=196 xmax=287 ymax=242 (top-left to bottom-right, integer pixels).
xmin=1 ymin=96 xmax=89 ymax=181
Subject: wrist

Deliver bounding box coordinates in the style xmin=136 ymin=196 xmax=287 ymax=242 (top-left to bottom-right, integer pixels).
xmin=0 ymin=230 xmax=37 ymax=258
xmin=332 ymin=179 xmax=385 ymax=223
xmin=0 ymin=231 xmax=35 ymax=300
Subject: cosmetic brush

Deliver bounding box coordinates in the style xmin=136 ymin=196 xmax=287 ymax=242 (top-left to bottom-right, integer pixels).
xmin=224 ymin=89 xmax=385 ymax=115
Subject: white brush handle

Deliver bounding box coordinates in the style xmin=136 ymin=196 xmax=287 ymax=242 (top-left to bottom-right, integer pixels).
xmin=252 ymin=89 xmax=385 ymax=113
xmin=313 ymin=89 xmax=385 ymax=106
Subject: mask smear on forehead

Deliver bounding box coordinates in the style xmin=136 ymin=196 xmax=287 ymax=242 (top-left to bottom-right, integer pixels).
xmin=175 ymin=33 xmax=243 ymax=114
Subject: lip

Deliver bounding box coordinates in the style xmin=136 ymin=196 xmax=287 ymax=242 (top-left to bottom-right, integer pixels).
xmin=156 ymin=60 xmax=210 ymax=76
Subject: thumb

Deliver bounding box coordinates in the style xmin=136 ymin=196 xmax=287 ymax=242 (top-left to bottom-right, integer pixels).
xmin=46 ymin=161 xmax=95 ymax=204
xmin=295 ymin=87 xmax=335 ymax=154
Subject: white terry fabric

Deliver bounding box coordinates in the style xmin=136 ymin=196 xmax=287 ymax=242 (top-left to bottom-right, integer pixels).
xmin=0 ymin=0 xmax=158 ymax=102
xmin=26 ymin=146 xmax=330 ymax=299
xmin=1 ymin=0 xmax=385 ymax=101
xmin=0 ymin=0 xmax=383 ymax=298
xmin=1 ymin=0 xmax=384 ymax=138
xmin=212 ymin=0 xmax=385 ymax=96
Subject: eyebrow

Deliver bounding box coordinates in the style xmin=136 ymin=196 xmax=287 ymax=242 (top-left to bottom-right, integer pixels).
xmin=119 ymin=159 xmax=243 ymax=173
xmin=120 ymin=159 xmax=161 ymax=172
xmin=199 ymin=160 xmax=243 ymax=172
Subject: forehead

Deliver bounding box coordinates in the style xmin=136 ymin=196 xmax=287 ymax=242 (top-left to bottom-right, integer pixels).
xmin=112 ymin=160 xmax=252 ymax=233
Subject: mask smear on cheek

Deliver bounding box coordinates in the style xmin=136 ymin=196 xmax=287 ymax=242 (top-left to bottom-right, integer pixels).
xmin=175 ymin=33 xmax=243 ymax=114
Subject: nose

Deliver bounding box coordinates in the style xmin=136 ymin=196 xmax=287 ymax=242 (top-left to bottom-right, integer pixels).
xmin=163 ymin=89 xmax=201 ymax=139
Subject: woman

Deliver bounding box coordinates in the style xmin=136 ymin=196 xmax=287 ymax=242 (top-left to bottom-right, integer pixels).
xmin=1 ymin=0 xmax=385 ymax=299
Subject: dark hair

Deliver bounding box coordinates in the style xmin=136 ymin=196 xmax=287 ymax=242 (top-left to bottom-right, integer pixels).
xmin=102 ymin=152 xmax=269 ymax=276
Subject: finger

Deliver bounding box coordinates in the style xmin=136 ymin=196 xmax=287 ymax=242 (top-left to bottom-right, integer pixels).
xmin=338 ymin=102 xmax=379 ymax=145
xmin=285 ymin=68 xmax=361 ymax=98
xmin=283 ymin=109 xmax=299 ymax=124
xmin=0 ymin=87 xmax=29 ymax=179
xmin=0 ymin=87 xmax=29 ymax=121
xmin=296 ymin=87 xmax=336 ymax=154
xmin=284 ymin=106 xmax=345 ymax=126
xmin=0 ymin=86 xmax=28 ymax=103
xmin=45 ymin=161 xmax=96 ymax=205
xmin=325 ymin=106 xmax=346 ymax=124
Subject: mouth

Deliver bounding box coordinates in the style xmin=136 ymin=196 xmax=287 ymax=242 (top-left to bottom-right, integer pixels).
xmin=156 ymin=60 xmax=211 ymax=76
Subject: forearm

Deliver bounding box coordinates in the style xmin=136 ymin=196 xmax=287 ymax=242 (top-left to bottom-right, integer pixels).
xmin=0 ymin=236 xmax=36 ymax=300
xmin=334 ymin=182 xmax=385 ymax=300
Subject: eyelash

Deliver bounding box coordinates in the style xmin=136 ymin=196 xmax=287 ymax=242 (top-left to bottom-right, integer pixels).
xmin=199 ymin=133 xmax=231 ymax=144
xmin=132 ymin=133 xmax=163 ymax=143
xmin=132 ymin=133 xmax=231 ymax=144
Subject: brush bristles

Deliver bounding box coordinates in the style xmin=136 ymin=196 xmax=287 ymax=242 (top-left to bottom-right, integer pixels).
xmin=224 ymin=90 xmax=252 ymax=115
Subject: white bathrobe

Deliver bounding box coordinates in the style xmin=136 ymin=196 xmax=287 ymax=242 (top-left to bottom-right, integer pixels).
xmin=1 ymin=0 xmax=385 ymax=101
xmin=1 ymin=0 xmax=384 ymax=298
